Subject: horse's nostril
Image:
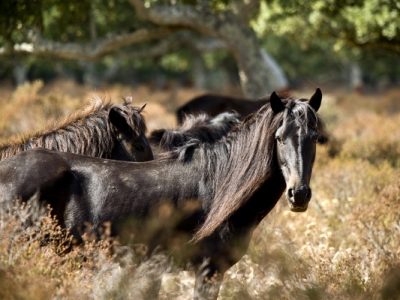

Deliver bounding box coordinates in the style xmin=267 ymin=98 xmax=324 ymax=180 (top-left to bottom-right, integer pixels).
xmin=290 ymin=186 xmax=311 ymax=203
xmin=288 ymin=188 xmax=294 ymax=198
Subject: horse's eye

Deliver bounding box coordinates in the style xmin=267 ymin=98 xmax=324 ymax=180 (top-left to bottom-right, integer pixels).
xmin=276 ymin=135 xmax=282 ymax=143
xmin=317 ymin=134 xmax=328 ymax=144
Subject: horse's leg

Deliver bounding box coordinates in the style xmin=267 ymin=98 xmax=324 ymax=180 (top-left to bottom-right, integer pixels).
xmin=194 ymin=259 xmax=222 ymax=300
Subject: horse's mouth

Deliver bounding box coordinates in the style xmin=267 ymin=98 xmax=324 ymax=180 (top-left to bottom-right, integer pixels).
xmin=289 ymin=206 xmax=308 ymax=212
xmin=288 ymin=201 xmax=308 ymax=212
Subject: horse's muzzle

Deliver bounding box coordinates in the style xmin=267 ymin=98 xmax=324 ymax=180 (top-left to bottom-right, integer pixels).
xmin=286 ymin=185 xmax=312 ymax=212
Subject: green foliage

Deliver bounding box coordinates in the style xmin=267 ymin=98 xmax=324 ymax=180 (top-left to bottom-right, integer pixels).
xmin=262 ymin=35 xmax=345 ymax=85
xmin=257 ymin=0 xmax=400 ymax=53
xmin=252 ymin=0 xmax=400 ymax=86
xmin=0 ymin=0 xmax=42 ymax=45
xmin=0 ymin=0 xmax=398 ymax=87
xmin=0 ymin=0 xmax=144 ymax=45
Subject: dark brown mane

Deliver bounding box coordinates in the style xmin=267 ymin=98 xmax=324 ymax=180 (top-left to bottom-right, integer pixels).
xmin=150 ymin=112 xmax=239 ymax=155
xmin=0 ymin=96 xmax=147 ymax=160
xmin=193 ymin=99 xmax=323 ymax=241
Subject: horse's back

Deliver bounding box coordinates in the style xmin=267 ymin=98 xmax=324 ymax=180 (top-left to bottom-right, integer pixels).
xmin=0 ymin=149 xmax=73 ymax=221
xmin=176 ymin=95 xmax=237 ymax=123
xmin=176 ymin=94 xmax=267 ymax=124
xmin=0 ymin=148 xmax=69 ymax=186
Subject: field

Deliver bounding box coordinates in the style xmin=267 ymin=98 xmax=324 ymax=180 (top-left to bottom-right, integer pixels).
xmin=0 ymin=80 xmax=400 ymax=299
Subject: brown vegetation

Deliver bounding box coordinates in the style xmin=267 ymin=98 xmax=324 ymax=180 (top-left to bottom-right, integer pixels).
xmin=0 ymin=81 xmax=399 ymax=299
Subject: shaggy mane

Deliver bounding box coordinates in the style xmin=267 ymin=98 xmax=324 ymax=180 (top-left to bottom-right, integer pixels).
xmin=151 ymin=112 xmax=239 ymax=155
xmin=1 ymin=97 xmax=112 ymax=147
xmin=0 ymin=96 xmax=146 ymax=160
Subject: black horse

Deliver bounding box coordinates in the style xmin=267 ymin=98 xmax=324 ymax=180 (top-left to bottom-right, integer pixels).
xmin=0 ymin=89 xmax=323 ymax=299
xmin=0 ymin=96 xmax=153 ymax=162
xmin=176 ymin=94 xmax=266 ymax=124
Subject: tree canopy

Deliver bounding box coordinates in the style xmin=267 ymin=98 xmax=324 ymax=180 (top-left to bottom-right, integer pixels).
xmin=0 ymin=0 xmax=399 ymax=91
xmin=256 ymin=0 xmax=400 ymax=53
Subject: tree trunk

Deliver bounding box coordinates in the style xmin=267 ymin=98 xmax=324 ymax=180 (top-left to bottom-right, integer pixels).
xmin=225 ymin=31 xmax=288 ymax=98
xmin=191 ymin=51 xmax=206 ymax=89
xmin=83 ymin=7 xmax=101 ymax=87
xmin=350 ymin=63 xmax=363 ymax=92
xmin=260 ymin=49 xmax=288 ymax=94
xmin=129 ymin=0 xmax=288 ymax=98
xmin=13 ymin=62 xmax=29 ymax=86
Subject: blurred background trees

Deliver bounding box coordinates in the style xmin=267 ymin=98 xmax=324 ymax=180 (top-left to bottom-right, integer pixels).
xmin=0 ymin=0 xmax=399 ymax=95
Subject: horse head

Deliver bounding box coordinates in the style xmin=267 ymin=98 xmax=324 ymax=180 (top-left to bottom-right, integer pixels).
xmin=109 ymin=101 xmax=153 ymax=162
xmin=270 ymin=89 xmax=322 ymax=212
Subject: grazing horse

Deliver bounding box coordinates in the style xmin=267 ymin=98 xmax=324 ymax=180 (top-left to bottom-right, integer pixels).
xmin=149 ymin=111 xmax=240 ymax=155
xmin=0 ymin=97 xmax=153 ymax=162
xmin=0 ymin=89 xmax=323 ymax=299
xmin=176 ymin=94 xmax=266 ymax=124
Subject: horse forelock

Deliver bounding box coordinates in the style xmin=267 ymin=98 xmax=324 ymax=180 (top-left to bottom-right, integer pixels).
xmin=193 ymin=99 xmax=322 ymax=242
xmin=286 ymin=99 xmax=319 ymax=132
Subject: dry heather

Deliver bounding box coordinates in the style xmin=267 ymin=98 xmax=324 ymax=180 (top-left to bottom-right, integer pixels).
xmin=0 ymin=82 xmax=400 ymax=299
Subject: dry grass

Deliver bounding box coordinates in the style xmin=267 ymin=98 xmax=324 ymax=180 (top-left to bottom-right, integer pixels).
xmin=0 ymin=81 xmax=400 ymax=299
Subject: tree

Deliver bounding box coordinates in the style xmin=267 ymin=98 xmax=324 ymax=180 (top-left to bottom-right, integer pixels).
xmin=252 ymin=0 xmax=400 ymax=89
xmin=257 ymin=0 xmax=400 ymax=54
xmin=0 ymin=0 xmax=289 ymax=97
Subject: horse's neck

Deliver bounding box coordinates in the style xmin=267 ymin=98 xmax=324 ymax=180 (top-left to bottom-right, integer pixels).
xmin=235 ymin=167 xmax=285 ymax=226
xmin=198 ymin=159 xmax=285 ymax=266
xmin=133 ymin=159 xmax=205 ymax=207
xmin=222 ymin=164 xmax=285 ymax=242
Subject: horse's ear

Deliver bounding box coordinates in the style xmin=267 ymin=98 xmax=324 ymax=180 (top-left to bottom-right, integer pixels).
xmin=109 ymin=107 xmax=132 ymax=135
xmin=309 ymin=88 xmax=322 ymax=112
xmin=270 ymin=91 xmax=285 ymax=113
xmin=139 ymin=103 xmax=147 ymax=113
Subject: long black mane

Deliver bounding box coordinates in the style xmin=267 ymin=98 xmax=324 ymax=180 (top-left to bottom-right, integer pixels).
xmin=176 ymin=99 xmax=322 ymax=241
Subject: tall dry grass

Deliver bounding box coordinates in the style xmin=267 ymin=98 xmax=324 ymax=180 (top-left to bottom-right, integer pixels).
xmin=0 ymin=81 xmax=399 ymax=299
